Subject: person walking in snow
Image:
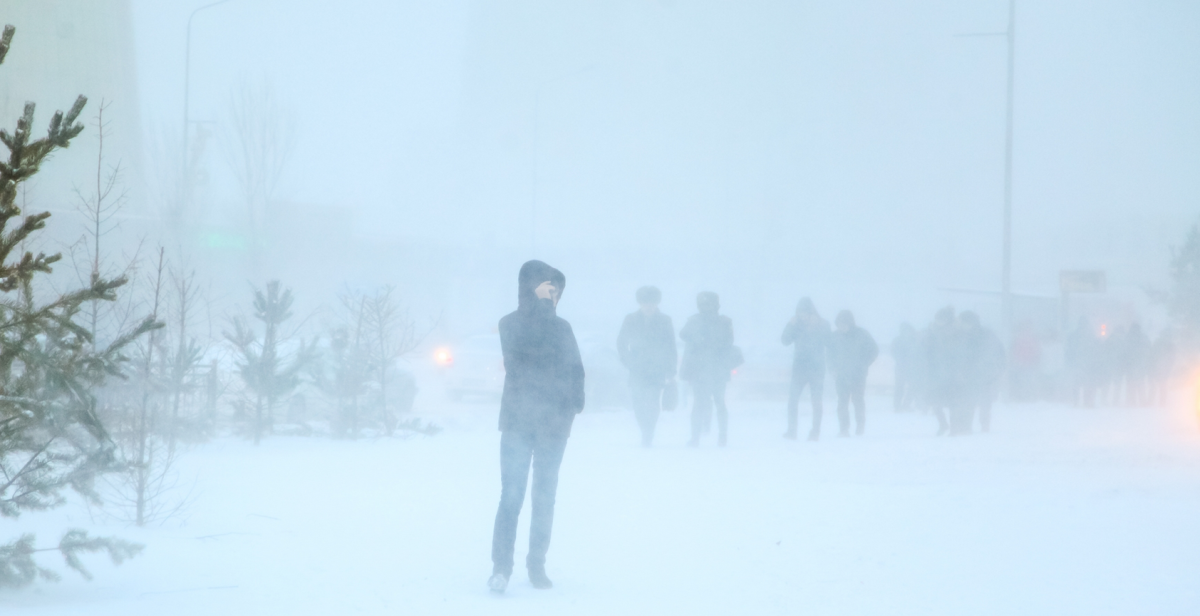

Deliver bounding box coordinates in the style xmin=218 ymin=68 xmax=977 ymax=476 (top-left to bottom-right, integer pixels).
xmin=957 ymin=311 xmax=1005 ymax=433
xmin=781 ymin=297 xmax=830 ymax=441
xmin=679 ymin=292 xmax=736 ymax=447
xmin=828 ymin=310 xmax=878 ymax=436
xmin=924 ymin=307 xmax=960 ymax=435
xmin=617 ymin=286 xmax=678 ymax=447
xmin=489 ymin=260 xmax=585 ymax=594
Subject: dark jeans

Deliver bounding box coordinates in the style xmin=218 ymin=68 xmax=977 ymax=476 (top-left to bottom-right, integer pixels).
xmin=835 ymin=372 xmax=867 ymax=434
xmin=491 ymin=430 xmax=569 ymax=576
xmin=630 ymin=378 xmax=664 ymax=446
xmin=786 ymin=369 xmax=824 ymax=436
xmin=690 ymin=379 xmax=727 ymax=442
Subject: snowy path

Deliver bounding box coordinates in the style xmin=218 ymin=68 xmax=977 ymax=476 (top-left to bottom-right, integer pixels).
xmin=6 ymin=397 xmax=1200 ymax=615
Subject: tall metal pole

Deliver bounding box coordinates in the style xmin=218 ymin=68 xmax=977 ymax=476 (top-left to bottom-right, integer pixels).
xmin=183 ymin=1 xmax=231 ymax=200
xmin=1001 ymin=0 xmax=1016 ymax=333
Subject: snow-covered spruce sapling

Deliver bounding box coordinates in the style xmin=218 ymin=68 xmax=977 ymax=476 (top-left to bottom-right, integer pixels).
xmin=0 ymin=23 xmax=161 ymax=586
xmin=225 ymin=280 xmax=314 ymax=444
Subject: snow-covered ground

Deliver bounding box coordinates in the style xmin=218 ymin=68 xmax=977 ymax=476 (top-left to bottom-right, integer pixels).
xmin=6 ymin=395 xmax=1200 ymax=615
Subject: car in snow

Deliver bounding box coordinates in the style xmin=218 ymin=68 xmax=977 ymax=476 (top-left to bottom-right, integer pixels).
xmin=438 ymin=334 xmax=505 ymax=402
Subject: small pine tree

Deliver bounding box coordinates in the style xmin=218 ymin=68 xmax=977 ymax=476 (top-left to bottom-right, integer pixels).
xmin=226 ymin=280 xmax=313 ymax=443
xmin=0 ymin=23 xmax=160 ymax=586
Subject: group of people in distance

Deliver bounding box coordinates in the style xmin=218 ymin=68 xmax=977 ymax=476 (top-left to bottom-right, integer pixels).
xmin=890 ymin=307 xmax=1007 ymax=436
xmin=1064 ymin=319 xmax=1175 ymax=408
xmin=618 ymin=289 xmax=883 ymax=446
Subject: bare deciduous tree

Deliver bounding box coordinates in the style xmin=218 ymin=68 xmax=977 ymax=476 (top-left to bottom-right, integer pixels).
xmin=223 ymin=79 xmax=295 ymax=255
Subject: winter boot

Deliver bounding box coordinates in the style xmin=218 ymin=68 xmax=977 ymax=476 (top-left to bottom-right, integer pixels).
xmin=529 ymin=566 xmax=553 ymax=590
xmin=488 ymin=572 xmax=509 ymax=594
xmin=807 ymin=429 xmax=819 ymax=442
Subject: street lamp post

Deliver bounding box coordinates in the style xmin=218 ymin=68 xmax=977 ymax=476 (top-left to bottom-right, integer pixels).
xmin=183 ymin=0 xmax=231 ymax=195
xmin=1001 ymin=0 xmax=1016 ymax=333
xmin=959 ymin=0 xmax=1017 ymax=332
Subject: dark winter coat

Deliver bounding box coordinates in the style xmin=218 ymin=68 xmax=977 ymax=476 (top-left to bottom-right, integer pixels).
xmin=679 ymin=312 xmax=734 ymax=384
xmin=828 ymin=326 xmax=878 ymax=380
xmin=498 ymin=261 xmax=585 ymax=439
xmin=781 ymin=317 xmax=830 ymax=375
xmin=617 ymin=310 xmax=677 ymax=385
xmin=923 ymin=322 xmax=960 ymax=403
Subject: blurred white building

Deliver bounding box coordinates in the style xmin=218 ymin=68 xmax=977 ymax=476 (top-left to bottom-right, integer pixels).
xmin=0 ymin=0 xmax=144 ymax=224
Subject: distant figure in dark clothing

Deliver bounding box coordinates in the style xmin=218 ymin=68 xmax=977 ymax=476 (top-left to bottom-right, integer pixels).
xmin=781 ymin=298 xmax=830 ymax=441
xmin=891 ymin=323 xmax=920 ymax=412
xmin=489 ymin=260 xmax=585 ymax=594
xmin=679 ymin=292 xmax=734 ymax=447
xmin=617 ymin=286 xmax=678 ymax=447
xmin=924 ymin=307 xmax=959 ymax=435
xmin=828 ymin=310 xmax=878 ymax=437
xmin=958 ymin=311 xmax=1005 ymax=433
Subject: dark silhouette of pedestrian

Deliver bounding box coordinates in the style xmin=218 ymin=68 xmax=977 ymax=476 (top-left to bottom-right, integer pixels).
xmin=781 ymin=298 xmax=830 ymax=440
xmin=617 ymin=286 xmax=678 ymax=447
xmin=924 ymin=307 xmax=959 ymax=435
xmin=679 ymin=292 xmax=735 ymax=447
xmin=489 ymin=260 xmax=585 ymax=594
xmin=828 ymin=310 xmax=878 ymax=436
xmin=958 ymin=311 xmax=1005 ymax=433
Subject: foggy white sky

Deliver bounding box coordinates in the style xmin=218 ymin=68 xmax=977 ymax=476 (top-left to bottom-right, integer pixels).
xmin=124 ymin=0 xmax=1199 ymax=338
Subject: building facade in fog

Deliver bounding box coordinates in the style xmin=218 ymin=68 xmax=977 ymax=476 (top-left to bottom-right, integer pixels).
xmin=0 ymin=0 xmax=143 ymax=218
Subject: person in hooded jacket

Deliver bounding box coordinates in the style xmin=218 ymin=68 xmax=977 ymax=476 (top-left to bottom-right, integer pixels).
xmin=827 ymin=310 xmax=879 ymax=436
xmin=617 ymin=286 xmax=678 ymax=447
xmin=679 ymin=292 xmax=734 ymax=447
xmin=924 ymin=307 xmax=959 ymax=435
xmin=780 ymin=298 xmax=830 ymax=441
xmin=489 ymin=260 xmax=585 ymax=594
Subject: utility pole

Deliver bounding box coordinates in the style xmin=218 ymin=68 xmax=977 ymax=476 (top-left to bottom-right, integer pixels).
xmin=1001 ymin=0 xmax=1016 ymax=334
xmin=183 ymin=1 xmax=231 ymax=208
xmin=959 ymin=0 xmax=1017 ymax=333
